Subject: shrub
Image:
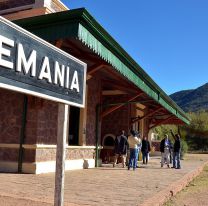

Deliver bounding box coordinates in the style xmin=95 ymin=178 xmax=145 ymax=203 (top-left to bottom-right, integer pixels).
xmin=180 ymin=139 xmax=188 ymax=159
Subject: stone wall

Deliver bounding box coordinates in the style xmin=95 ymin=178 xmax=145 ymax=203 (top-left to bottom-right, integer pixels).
xmin=26 ymin=97 xmax=58 ymax=145
xmin=0 ymin=89 xmax=24 ymax=164
xmin=101 ymin=94 xmax=130 ymax=141
xmin=0 ymin=89 xmax=58 ymax=145
xmin=25 ymin=97 xmax=58 ymax=145
xmin=0 ymin=71 xmax=102 ymax=172
xmin=0 ymin=89 xmax=24 ymax=144
xmin=86 ymin=74 xmax=101 ymax=146
xmin=0 ymin=89 xmax=58 ymax=165
xmin=0 ymin=148 xmax=18 ymax=161
xmin=35 ymin=148 xmax=95 ymax=162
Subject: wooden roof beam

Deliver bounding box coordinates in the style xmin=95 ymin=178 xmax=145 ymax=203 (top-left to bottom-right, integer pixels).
xmin=87 ymin=64 xmax=106 ymax=80
xmin=102 ymin=90 xmax=128 ymax=95
xmin=143 ymin=107 xmax=164 ymax=119
xmin=87 ymin=64 xmax=105 ymax=76
xmin=136 ymin=104 xmax=146 ymax=111
xmin=131 ymin=107 xmax=163 ymax=124
xmin=101 ymin=92 xmax=143 ymax=118
xmin=101 ymin=79 xmax=138 ymax=93
xmin=149 ymin=115 xmax=174 ymax=129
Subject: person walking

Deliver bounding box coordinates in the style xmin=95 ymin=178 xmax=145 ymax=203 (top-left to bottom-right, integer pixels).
xmin=127 ymin=130 xmax=141 ymax=170
xmin=113 ymin=130 xmax=128 ymax=168
xmin=136 ymin=134 xmax=142 ymax=168
xmin=170 ymin=130 xmax=181 ymax=169
xmin=141 ymin=136 xmax=151 ymax=164
xmin=169 ymin=140 xmax=173 ymax=164
xmin=160 ymin=134 xmax=171 ymax=168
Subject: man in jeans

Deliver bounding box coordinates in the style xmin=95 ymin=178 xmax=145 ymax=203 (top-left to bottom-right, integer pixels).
xmin=113 ymin=130 xmax=128 ymax=168
xmin=127 ymin=130 xmax=141 ymax=170
xmin=136 ymin=135 xmax=142 ymax=168
xmin=141 ymin=136 xmax=151 ymax=164
xmin=160 ymin=134 xmax=171 ymax=168
xmin=170 ymin=130 xmax=181 ymax=169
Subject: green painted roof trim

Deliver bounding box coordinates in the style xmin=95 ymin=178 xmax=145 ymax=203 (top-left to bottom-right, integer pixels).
xmin=14 ymin=8 xmax=189 ymax=124
xmin=78 ymin=24 xmax=189 ymax=124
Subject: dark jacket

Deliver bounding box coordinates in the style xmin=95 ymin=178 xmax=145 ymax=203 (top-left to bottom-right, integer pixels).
xmin=141 ymin=139 xmax=151 ymax=153
xmin=114 ymin=135 xmax=128 ymax=155
xmin=170 ymin=131 xmax=181 ymax=153
xmin=174 ymin=139 xmax=181 ymax=153
xmin=160 ymin=138 xmax=171 ymax=153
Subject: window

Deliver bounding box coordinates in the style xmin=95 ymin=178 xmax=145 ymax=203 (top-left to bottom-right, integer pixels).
xmin=68 ymin=106 xmax=80 ymax=145
xmin=103 ymin=136 xmax=115 ymax=147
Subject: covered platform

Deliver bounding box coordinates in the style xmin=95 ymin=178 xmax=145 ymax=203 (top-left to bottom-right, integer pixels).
xmin=0 ymin=6 xmax=189 ymax=173
xmin=0 ymin=154 xmax=207 ymax=206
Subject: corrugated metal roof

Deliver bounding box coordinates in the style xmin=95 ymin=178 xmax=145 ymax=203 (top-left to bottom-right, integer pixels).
xmin=15 ymin=8 xmax=190 ymax=124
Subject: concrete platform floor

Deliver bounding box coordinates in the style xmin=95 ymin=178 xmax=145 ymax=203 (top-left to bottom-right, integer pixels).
xmin=0 ymin=154 xmax=208 ymax=206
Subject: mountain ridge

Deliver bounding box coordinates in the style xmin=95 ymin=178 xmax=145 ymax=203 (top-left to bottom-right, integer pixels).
xmin=170 ymin=83 xmax=208 ymax=112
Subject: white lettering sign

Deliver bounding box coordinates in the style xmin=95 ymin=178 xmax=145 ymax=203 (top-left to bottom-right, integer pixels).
xmin=0 ymin=34 xmax=80 ymax=93
xmin=0 ymin=16 xmax=86 ymax=107
xmin=0 ymin=35 xmax=14 ymax=69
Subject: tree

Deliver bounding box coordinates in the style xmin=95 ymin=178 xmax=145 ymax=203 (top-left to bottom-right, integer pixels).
xmin=154 ymin=110 xmax=208 ymax=152
xmin=182 ymin=111 xmax=208 ymax=151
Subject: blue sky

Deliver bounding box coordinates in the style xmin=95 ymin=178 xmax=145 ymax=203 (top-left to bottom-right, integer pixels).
xmin=62 ymin=0 xmax=208 ymax=94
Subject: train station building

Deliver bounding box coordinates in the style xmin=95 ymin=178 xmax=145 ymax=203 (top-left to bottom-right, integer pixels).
xmin=0 ymin=0 xmax=189 ymax=174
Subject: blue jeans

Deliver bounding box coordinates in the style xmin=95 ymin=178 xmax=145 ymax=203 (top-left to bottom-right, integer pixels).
xmin=142 ymin=151 xmax=148 ymax=164
xmin=128 ymin=148 xmax=137 ymax=169
xmin=173 ymin=152 xmax=181 ymax=168
xmin=136 ymin=149 xmax=140 ymax=166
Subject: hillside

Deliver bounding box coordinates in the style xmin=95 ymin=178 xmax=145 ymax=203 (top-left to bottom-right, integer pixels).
xmin=170 ymin=83 xmax=208 ymax=112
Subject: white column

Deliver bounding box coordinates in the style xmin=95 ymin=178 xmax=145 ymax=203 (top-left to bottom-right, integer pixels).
xmin=79 ymin=85 xmax=88 ymax=146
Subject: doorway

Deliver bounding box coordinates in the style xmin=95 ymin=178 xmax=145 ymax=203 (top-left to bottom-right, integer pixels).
xmin=68 ymin=106 xmax=80 ymax=145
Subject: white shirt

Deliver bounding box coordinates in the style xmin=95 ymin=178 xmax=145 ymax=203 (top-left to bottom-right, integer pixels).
xmin=128 ymin=135 xmax=141 ymax=149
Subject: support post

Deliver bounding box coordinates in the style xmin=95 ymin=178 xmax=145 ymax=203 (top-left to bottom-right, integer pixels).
xmin=54 ymin=103 xmax=69 ymax=206
xmin=95 ymin=104 xmax=100 ymax=167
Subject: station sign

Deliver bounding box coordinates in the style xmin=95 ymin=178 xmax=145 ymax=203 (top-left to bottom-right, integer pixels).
xmin=0 ymin=16 xmax=86 ymax=107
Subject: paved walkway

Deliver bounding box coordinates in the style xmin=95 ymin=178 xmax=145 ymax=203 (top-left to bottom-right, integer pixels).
xmin=0 ymin=154 xmax=208 ymax=206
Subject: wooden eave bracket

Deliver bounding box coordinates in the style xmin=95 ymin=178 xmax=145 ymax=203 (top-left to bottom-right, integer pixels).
xmin=149 ymin=115 xmax=174 ymax=129
xmin=101 ymin=92 xmax=143 ymax=118
xmin=131 ymin=107 xmax=163 ymax=124
xmin=87 ymin=64 xmax=106 ymax=76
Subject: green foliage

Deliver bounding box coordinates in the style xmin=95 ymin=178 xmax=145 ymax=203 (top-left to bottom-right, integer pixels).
xmin=180 ymin=139 xmax=188 ymax=159
xmin=154 ymin=111 xmax=208 ymax=152
xmin=183 ymin=111 xmax=208 ymax=151
xmin=186 ymin=111 xmax=208 ymax=134
xmin=154 ymin=125 xmax=189 ymax=155
xmin=153 ymin=125 xmax=176 ymax=140
xmin=169 ymin=83 xmax=208 ymax=151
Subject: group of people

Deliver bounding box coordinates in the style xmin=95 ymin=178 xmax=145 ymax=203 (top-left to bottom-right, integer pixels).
xmin=113 ymin=130 xmax=150 ymax=170
xmin=112 ymin=129 xmax=181 ymax=170
xmin=160 ymin=130 xmax=181 ymax=169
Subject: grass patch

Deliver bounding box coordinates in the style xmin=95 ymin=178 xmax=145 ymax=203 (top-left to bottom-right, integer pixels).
xmin=163 ymin=165 xmax=208 ymax=206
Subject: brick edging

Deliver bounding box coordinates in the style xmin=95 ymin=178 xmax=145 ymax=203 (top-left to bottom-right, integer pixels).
xmin=139 ymin=161 xmax=208 ymax=206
